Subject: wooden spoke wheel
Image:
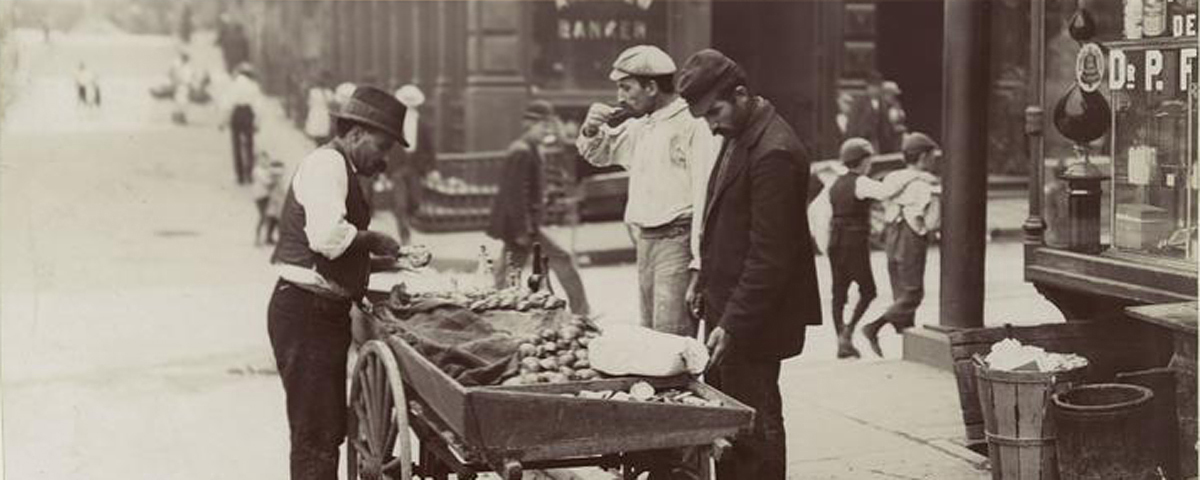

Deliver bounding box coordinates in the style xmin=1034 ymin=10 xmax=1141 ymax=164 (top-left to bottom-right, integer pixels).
xmin=348 ymin=340 xmax=412 ymax=480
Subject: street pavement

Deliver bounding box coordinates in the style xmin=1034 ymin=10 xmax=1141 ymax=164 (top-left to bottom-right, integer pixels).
xmin=0 ymin=26 xmax=1066 ymax=480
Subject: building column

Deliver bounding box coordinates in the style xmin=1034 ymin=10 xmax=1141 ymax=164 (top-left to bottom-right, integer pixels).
xmin=939 ymin=0 xmax=990 ymax=330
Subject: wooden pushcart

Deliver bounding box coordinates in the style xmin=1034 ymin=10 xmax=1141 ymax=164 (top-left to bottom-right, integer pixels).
xmin=347 ymin=301 xmax=754 ymax=480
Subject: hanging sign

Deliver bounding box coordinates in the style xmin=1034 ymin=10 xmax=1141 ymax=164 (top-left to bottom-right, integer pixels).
xmin=1076 ymin=43 xmax=1106 ymax=92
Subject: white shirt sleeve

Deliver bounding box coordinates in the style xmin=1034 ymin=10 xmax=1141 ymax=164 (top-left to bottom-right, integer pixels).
xmin=856 ymin=174 xmax=910 ymax=200
xmin=687 ymin=124 xmax=719 ymax=270
xmin=293 ymin=150 xmax=359 ymax=259
xmin=575 ymin=120 xmax=638 ymax=169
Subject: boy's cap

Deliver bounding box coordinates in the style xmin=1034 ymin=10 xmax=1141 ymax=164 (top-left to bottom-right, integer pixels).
xmin=677 ymin=49 xmax=747 ymax=117
xmin=609 ymin=45 xmax=677 ymax=81
xmin=839 ymin=138 xmax=875 ymax=165
xmin=902 ymin=132 xmax=939 ymax=154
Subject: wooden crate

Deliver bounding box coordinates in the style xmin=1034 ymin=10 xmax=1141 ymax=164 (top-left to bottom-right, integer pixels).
xmin=949 ymin=321 xmax=1173 ymax=452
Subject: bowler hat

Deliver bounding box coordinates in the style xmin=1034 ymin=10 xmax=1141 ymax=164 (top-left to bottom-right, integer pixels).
xmin=523 ymin=99 xmax=556 ymax=121
xmin=331 ymin=86 xmax=409 ymax=146
xmin=677 ymin=49 xmax=747 ymax=117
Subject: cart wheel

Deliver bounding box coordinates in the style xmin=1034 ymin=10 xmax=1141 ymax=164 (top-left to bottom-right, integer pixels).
xmin=348 ymin=340 xmax=412 ymax=480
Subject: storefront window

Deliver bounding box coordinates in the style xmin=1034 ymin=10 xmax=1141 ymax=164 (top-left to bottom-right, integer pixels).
xmin=529 ymin=0 xmax=668 ymax=91
xmin=1041 ymin=0 xmax=1197 ymax=262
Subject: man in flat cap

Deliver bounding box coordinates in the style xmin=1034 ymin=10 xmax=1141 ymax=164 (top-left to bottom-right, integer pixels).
xmin=267 ymin=86 xmax=408 ymax=480
xmin=825 ymin=138 xmax=928 ymax=359
xmin=576 ymin=44 xmax=717 ymax=340
xmin=862 ymin=132 xmax=941 ymax=356
xmin=489 ymin=100 xmax=590 ymax=315
xmin=676 ymin=48 xmax=821 ymax=480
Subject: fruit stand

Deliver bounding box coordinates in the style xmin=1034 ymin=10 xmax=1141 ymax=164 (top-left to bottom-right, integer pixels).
xmin=346 ymin=270 xmax=753 ymax=480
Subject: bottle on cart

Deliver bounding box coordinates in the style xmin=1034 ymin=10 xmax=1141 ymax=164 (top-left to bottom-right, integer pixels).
xmin=527 ymin=242 xmax=544 ymax=292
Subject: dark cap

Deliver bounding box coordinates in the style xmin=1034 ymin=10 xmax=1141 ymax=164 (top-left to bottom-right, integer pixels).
xmin=676 ymin=49 xmax=747 ymax=117
xmin=523 ymin=99 xmax=556 ymax=121
xmin=839 ymin=138 xmax=875 ymax=167
xmin=330 ymin=86 xmax=409 ymax=147
xmin=902 ymin=132 xmax=939 ymax=154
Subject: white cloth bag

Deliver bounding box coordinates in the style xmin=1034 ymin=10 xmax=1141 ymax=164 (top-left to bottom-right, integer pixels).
xmin=588 ymin=324 xmax=709 ymax=377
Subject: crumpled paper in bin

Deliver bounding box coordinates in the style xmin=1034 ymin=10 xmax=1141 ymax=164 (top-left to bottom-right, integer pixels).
xmin=984 ymin=338 xmax=1089 ymax=372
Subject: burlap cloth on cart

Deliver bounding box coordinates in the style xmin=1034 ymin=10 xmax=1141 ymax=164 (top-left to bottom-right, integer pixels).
xmin=374 ymin=300 xmax=566 ymax=386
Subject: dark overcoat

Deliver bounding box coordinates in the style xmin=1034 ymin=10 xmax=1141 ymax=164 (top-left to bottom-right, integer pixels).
xmin=700 ymin=98 xmax=823 ymax=361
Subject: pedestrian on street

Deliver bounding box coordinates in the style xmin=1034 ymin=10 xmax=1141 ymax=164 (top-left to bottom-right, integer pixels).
xmin=677 ymin=48 xmax=822 ymax=480
xmin=575 ymin=44 xmax=718 ymax=338
xmin=825 ymin=138 xmax=926 ymax=358
xmin=487 ymin=100 xmax=591 ymax=315
xmin=304 ymin=70 xmax=335 ymax=146
xmin=74 ymin=62 xmax=100 ymax=108
xmin=883 ymin=80 xmax=908 ymax=144
xmin=388 ymin=84 xmax=437 ymax=245
xmin=167 ymin=51 xmax=195 ymax=124
xmin=267 ymin=86 xmax=407 ymax=480
xmin=221 ymin=62 xmax=264 ymax=185
xmin=862 ymin=132 xmax=941 ymax=356
xmin=215 ymin=14 xmax=249 ymax=75
xmin=846 ymin=72 xmax=898 ymax=153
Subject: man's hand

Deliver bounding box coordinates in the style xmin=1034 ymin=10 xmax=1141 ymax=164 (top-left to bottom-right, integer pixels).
xmin=685 ymin=272 xmax=703 ymax=320
xmin=706 ymin=326 xmax=731 ymax=371
xmin=580 ymin=103 xmax=616 ymax=137
xmin=358 ymin=230 xmax=401 ymax=258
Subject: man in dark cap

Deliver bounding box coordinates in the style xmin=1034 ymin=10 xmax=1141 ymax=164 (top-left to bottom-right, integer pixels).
xmin=487 ymin=100 xmax=590 ymax=315
xmin=862 ymin=132 xmax=941 ymax=356
xmin=846 ymin=72 xmax=896 ymax=153
xmin=267 ymin=86 xmax=407 ymax=480
xmin=676 ymin=48 xmax=821 ymax=480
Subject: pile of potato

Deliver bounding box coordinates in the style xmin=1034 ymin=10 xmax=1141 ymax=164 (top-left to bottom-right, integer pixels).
xmin=468 ymin=287 xmax=566 ymax=312
xmin=575 ymin=381 xmax=724 ymax=407
xmin=501 ymin=320 xmax=600 ymax=385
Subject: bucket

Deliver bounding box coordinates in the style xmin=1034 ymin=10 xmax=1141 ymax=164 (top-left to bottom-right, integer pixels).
xmin=976 ymin=363 xmax=1088 ymax=480
xmin=1052 ymin=383 xmax=1158 ymax=480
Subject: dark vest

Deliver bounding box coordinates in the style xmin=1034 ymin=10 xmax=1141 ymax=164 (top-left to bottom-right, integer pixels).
xmin=830 ymin=172 xmax=870 ymax=230
xmin=271 ymin=144 xmax=372 ymax=297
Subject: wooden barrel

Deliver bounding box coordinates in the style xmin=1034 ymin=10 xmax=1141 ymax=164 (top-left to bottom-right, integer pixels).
xmin=976 ymin=364 xmax=1088 ymax=480
xmin=1051 ymin=383 xmax=1157 ymax=480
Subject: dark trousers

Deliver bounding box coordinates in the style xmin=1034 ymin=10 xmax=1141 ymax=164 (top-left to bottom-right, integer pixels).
xmin=231 ymin=106 xmax=255 ymax=184
xmin=878 ymin=221 xmax=927 ymax=330
xmin=706 ymin=355 xmax=788 ymax=480
xmin=828 ymin=225 xmax=877 ymax=310
xmin=267 ymin=280 xmax=353 ymax=480
xmin=494 ymin=230 xmax=590 ymax=315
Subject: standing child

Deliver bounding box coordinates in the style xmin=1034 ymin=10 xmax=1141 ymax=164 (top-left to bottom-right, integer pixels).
xmin=827 ymin=138 xmax=929 ymax=358
xmin=862 ymin=133 xmax=941 ymax=356
xmin=252 ymin=152 xmax=288 ymax=246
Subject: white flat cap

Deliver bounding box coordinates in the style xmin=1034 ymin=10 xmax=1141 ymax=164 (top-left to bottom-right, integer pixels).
xmin=609 ymin=45 xmax=676 ymax=81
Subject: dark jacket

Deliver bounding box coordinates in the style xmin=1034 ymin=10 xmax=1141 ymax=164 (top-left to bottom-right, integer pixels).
xmin=387 ymin=120 xmax=437 ymax=214
xmin=846 ymin=95 xmax=898 ymax=153
xmin=486 ymin=139 xmax=541 ymax=244
xmin=700 ymin=98 xmax=822 ymax=361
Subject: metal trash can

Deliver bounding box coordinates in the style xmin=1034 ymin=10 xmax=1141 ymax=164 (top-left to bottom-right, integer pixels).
xmin=1052 ymin=383 xmax=1158 ymax=480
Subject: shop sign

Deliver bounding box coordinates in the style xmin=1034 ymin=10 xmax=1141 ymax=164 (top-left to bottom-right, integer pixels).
xmin=1109 ymin=45 xmax=1198 ymax=92
xmin=1076 ymin=43 xmax=1106 ymax=92
xmin=531 ymin=0 xmax=668 ymax=90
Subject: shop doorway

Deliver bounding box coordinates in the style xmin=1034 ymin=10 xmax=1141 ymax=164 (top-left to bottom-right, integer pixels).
xmin=876 ymin=0 xmax=944 ymax=143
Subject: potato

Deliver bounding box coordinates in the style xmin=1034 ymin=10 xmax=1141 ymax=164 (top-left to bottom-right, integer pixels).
xmin=538 ymin=358 xmax=559 ymax=371
xmin=539 ymin=328 xmax=558 ymax=341
xmin=557 ymin=338 xmax=571 ymax=349
xmin=518 ymin=343 xmax=537 ymax=357
xmin=573 ymin=349 xmax=588 ymax=360
xmin=557 ymin=352 xmax=576 ymax=366
xmin=558 ymin=325 xmax=581 ymax=341
xmin=500 ymin=376 xmax=523 ymax=386
xmin=520 ymin=357 xmax=541 ymax=372
xmin=575 ymin=368 xmax=599 ymax=380
xmin=558 ymin=366 xmax=575 ymax=377
xmin=541 ymin=341 xmax=558 ymax=354
xmin=520 ymin=373 xmax=540 ymax=385
xmin=516 ymin=301 xmax=531 ymax=311
xmin=578 ymin=336 xmax=592 ymax=347
xmin=543 ymin=372 xmax=569 ymax=384
xmin=573 ymin=359 xmax=590 ymax=370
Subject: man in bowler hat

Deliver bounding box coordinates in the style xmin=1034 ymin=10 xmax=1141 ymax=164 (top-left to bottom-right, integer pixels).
xmin=267 ymin=86 xmax=407 ymax=480
xmin=677 ymin=48 xmax=822 ymax=479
